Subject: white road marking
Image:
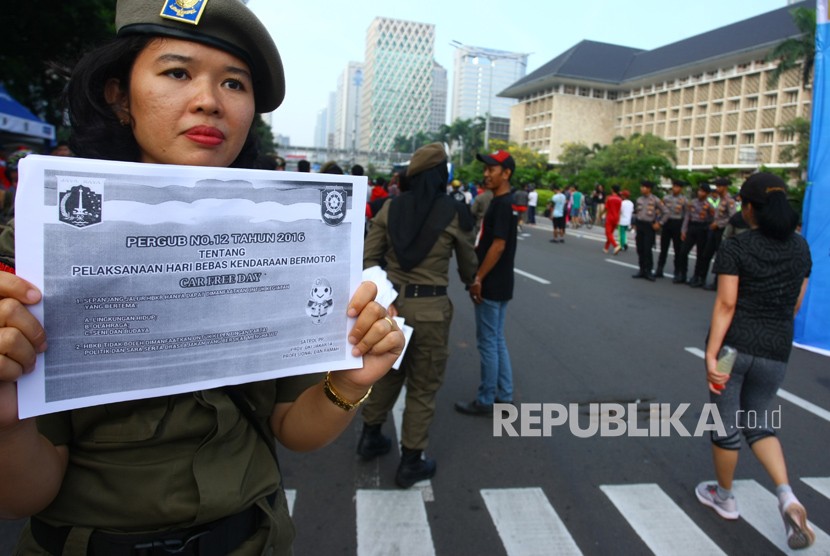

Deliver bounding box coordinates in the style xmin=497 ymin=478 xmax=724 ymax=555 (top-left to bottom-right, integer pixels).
xmin=393 ymin=386 xmax=434 ymax=501
xmin=514 ymin=268 xmax=551 ymax=285
xmin=802 ymin=477 xmax=830 ymax=501
xmin=776 ymin=389 xmax=830 ymax=424
xmin=481 ymin=488 xmax=582 ymax=556
xmin=601 ymin=483 xmax=725 ymax=555
xmin=356 ymin=490 xmax=436 ymax=556
xmin=685 ymin=347 xmax=830 ymax=423
xmin=732 ymin=479 xmax=830 ymax=555
xmin=286 ymin=489 xmax=296 ymax=516
xmin=606 ymin=259 xmax=639 ymax=270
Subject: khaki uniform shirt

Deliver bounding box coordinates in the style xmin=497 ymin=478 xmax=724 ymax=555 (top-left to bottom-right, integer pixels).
xmin=713 ymin=195 xmax=738 ymax=229
xmin=16 ymin=375 xmax=320 ymax=555
xmin=660 ymin=193 xmax=687 ymax=224
xmin=634 ymin=194 xmax=665 ymax=225
xmin=682 ymin=198 xmax=715 ymax=234
xmin=364 ymin=201 xmax=478 ymax=288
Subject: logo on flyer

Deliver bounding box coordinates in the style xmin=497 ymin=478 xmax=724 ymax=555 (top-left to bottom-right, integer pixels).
xmin=321 ymin=186 xmax=346 ymax=226
xmin=59 ymin=184 xmax=102 ymax=228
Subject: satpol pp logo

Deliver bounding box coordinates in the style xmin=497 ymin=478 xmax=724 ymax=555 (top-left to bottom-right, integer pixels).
xmin=321 ymin=186 xmax=346 ymax=226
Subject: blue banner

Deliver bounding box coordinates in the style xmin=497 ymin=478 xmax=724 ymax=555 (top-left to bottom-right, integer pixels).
xmin=794 ymin=0 xmax=830 ymax=354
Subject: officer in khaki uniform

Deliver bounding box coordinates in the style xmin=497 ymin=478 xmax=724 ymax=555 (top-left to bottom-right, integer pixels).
xmin=6 ymin=1 xmax=404 ymax=554
xmin=691 ymin=176 xmax=737 ymax=289
xmin=655 ymin=179 xmax=688 ymax=278
xmin=676 ymin=183 xmax=715 ymax=284
xmin=631 ymin=180 xmax=666 ymax=281
xmin=358 ymin=143 xmax=478 ymax=488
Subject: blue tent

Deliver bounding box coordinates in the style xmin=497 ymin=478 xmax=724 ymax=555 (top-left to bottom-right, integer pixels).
xmin=0 ymin=83 xmax=55 ymax=142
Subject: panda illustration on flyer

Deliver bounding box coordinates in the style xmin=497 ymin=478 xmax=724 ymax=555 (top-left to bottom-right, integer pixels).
xmin=306 ymin=277 xmax=333 ymax=324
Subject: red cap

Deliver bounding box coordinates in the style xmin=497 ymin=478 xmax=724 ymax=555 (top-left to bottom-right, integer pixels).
xmin=476 ymin=150 xmax=515 ymax=173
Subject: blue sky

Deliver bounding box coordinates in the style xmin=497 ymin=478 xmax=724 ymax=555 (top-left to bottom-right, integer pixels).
xmin=248 ymin=0 xmax=793 ymax=146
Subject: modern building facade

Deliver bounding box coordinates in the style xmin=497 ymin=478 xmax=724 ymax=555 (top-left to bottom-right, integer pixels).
xmin=451 ymin=44 xmax=529 ymax=123
xmin=334 ymin=62 xmax=363 ymax=152
xmin=430 ymin=61 xmax=448 ymax=134
xmin=500 ymin=1 xmax=812 ymax=172
xmin=359 ymin=17 xmax=436 ymax=152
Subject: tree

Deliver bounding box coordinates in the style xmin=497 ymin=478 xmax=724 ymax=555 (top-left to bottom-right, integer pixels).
xmin=558 ymin=142 xmax=593 ymax=178
xmin=777 ymin=117 xmax=811 ymax=175
xmin=766 ymin=6 xmax=816 ymax=88
xmin=488 ymin=139 xmax=550 ymax=186
xmin=588 ymin=133 xmax=676 ymax=184
xmin=253 ymin=116 xmax=276 ymax=154
xmin=2 ymin=1 xmax=116 ymax=130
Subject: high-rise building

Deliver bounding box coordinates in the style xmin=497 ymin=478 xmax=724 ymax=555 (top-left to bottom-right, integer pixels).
xmin=326 ymin=91 xmax=337 ymax=149
xmin=430 ymin=61 xmax=448 ymax=134
xmin=313 ymin=106 xmax=328 ymax=149
xmin=359 ymin=17 xmax=436 ymax=152
xmin=334 ymin=62 xmax=364 ymax=152
xmin=451 ymin=44 xmax=529 ymax=123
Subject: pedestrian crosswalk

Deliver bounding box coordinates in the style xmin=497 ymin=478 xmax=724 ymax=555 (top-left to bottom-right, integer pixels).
xmin=288 ymin=478 xmax=830 ymax=555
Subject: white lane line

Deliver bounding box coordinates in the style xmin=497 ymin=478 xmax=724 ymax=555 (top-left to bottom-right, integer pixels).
xmin=393 ymin=386 xmax=434 ymax=501
xmin=601 ymin=484 xmax=725 ymax=556
xmin=605 ymin=259 xmax=639 ymax=270
xmin=732 ymin=479 xmax=830 ymax=555
xmin=514 ymin=268 xmax=551 ymax=285
xmin=356 ymin=490 xmax=436 ymax=556
xmin=685 ymin=347 xmax=706 ymax=359
xmin=802 ymin=477 xmax=830 ymax=500
xmin=481 ymin=488 xmax=582 ymax=556
xmin=776 ymin=389 xmax=830 ymax=424
xmin=285 ymin=489 xmax=296 ymax=516
xmin=604 ymin=258 xmax=676 ymax=278
xmin=684 ymin=347 xmax=830 ymax=424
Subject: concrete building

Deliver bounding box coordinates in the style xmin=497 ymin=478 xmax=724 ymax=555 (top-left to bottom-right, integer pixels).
xmin=430 ymin=61 xmax=448 ymax=134
xmin=451 ymin=44 xmax=529 ymax=124
xmin=359 ymin=17 xmax=436 ymax=152
xmin=500 ymin=1 xmax=812 ymax=172
xmin=334 ymin=62 xmax=363 ymax=152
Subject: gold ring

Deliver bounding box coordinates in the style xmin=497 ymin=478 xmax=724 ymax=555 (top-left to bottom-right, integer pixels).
xmin=383 ymin=316 xmax=396 ymax=330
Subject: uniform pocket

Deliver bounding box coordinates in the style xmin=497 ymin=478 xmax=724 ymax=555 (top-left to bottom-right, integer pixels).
xmin=74 ymin=398 xmax=171 ymax=443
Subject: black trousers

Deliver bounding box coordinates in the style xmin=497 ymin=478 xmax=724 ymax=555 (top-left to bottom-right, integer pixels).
xmin=657 ymin=219 xmax=683 ymax=271
xmin=677 ymin=223 xmax=708 ymax=276
xmin=635 ymin=221 xmax=656 ymax=273
xmin=694 ymin=227 xmax=724 ymax=279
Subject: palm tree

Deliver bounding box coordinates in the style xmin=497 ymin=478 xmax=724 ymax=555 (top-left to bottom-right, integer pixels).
xmin=766 ymin=7 xmax=816 ymax=88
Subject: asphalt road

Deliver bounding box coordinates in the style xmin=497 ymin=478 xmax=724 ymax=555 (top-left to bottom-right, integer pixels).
xmin=2 ymin=220 xmax=828 ymax=555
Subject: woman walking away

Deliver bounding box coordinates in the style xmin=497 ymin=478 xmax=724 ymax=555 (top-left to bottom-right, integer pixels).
xmin=696 ymin=173 xmax=814 ymax=550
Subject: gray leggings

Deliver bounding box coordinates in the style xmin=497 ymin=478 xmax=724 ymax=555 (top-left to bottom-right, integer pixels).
xmin=709 ymin=352 xmax=786 ymax=450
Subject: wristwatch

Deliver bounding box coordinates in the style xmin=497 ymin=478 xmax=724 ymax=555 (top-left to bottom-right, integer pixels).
xmin=323 ymin=372 xmax=372 ymax=411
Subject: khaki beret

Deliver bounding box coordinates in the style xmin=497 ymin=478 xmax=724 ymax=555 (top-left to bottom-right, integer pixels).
xmin=116 ymin=0 xmax=284 ymax=113
xmin=407 ymin=143 xmax=447 ymax=177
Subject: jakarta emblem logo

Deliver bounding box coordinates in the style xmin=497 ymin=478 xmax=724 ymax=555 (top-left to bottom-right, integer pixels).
xmin=59 ymin=185 xmax=102 ymax=228
xmin=160 ymin=0 xmax=208 ymax=25
xmin=321 ymin=186 xmax=347 ymax=226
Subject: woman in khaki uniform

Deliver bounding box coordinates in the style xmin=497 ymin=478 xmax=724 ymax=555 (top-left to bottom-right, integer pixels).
xmin=0 ymin=2 xmax=402 ymax=554
xmin=357 ymin=143 xmax=477 ymax=487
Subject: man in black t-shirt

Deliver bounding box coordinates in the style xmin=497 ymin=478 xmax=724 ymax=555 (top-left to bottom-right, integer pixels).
xmin=455 ymin=150 xmax=518 ymax=416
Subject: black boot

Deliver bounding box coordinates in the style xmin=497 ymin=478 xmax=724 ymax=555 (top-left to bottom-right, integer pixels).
xmin=395 ymin=447 xmax=436 ymax=488
xmin=672 ymin=272 xmax=686 ymax=284
xmin=688 ymin=276 xmax=703 ymax=288
xmin=654 ymin=265 xmax=664 ymax=278
xmin=356 ymin=423 xmax=391 ymax=460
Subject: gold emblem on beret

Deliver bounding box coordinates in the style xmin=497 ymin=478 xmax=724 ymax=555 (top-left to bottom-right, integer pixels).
xmin=160 ymin=0 xmax=208 ymax=25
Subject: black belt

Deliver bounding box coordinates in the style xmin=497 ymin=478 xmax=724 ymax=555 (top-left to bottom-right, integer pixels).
xmin=402 ymin=284 xmax=446 ymax=298
xmin=31 ymin=493 xmax=274 ymax=556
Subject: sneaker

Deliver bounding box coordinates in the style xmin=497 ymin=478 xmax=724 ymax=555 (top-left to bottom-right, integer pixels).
xmin=695 ymin=482 xmax=739 ymax=520
xmin=781 ymin=498 xmax=816 ymax=549
xmin=613 ymin=245 xmax=622 ymax=255
xmin=603 ymin=247 xmax=609 ymax=254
